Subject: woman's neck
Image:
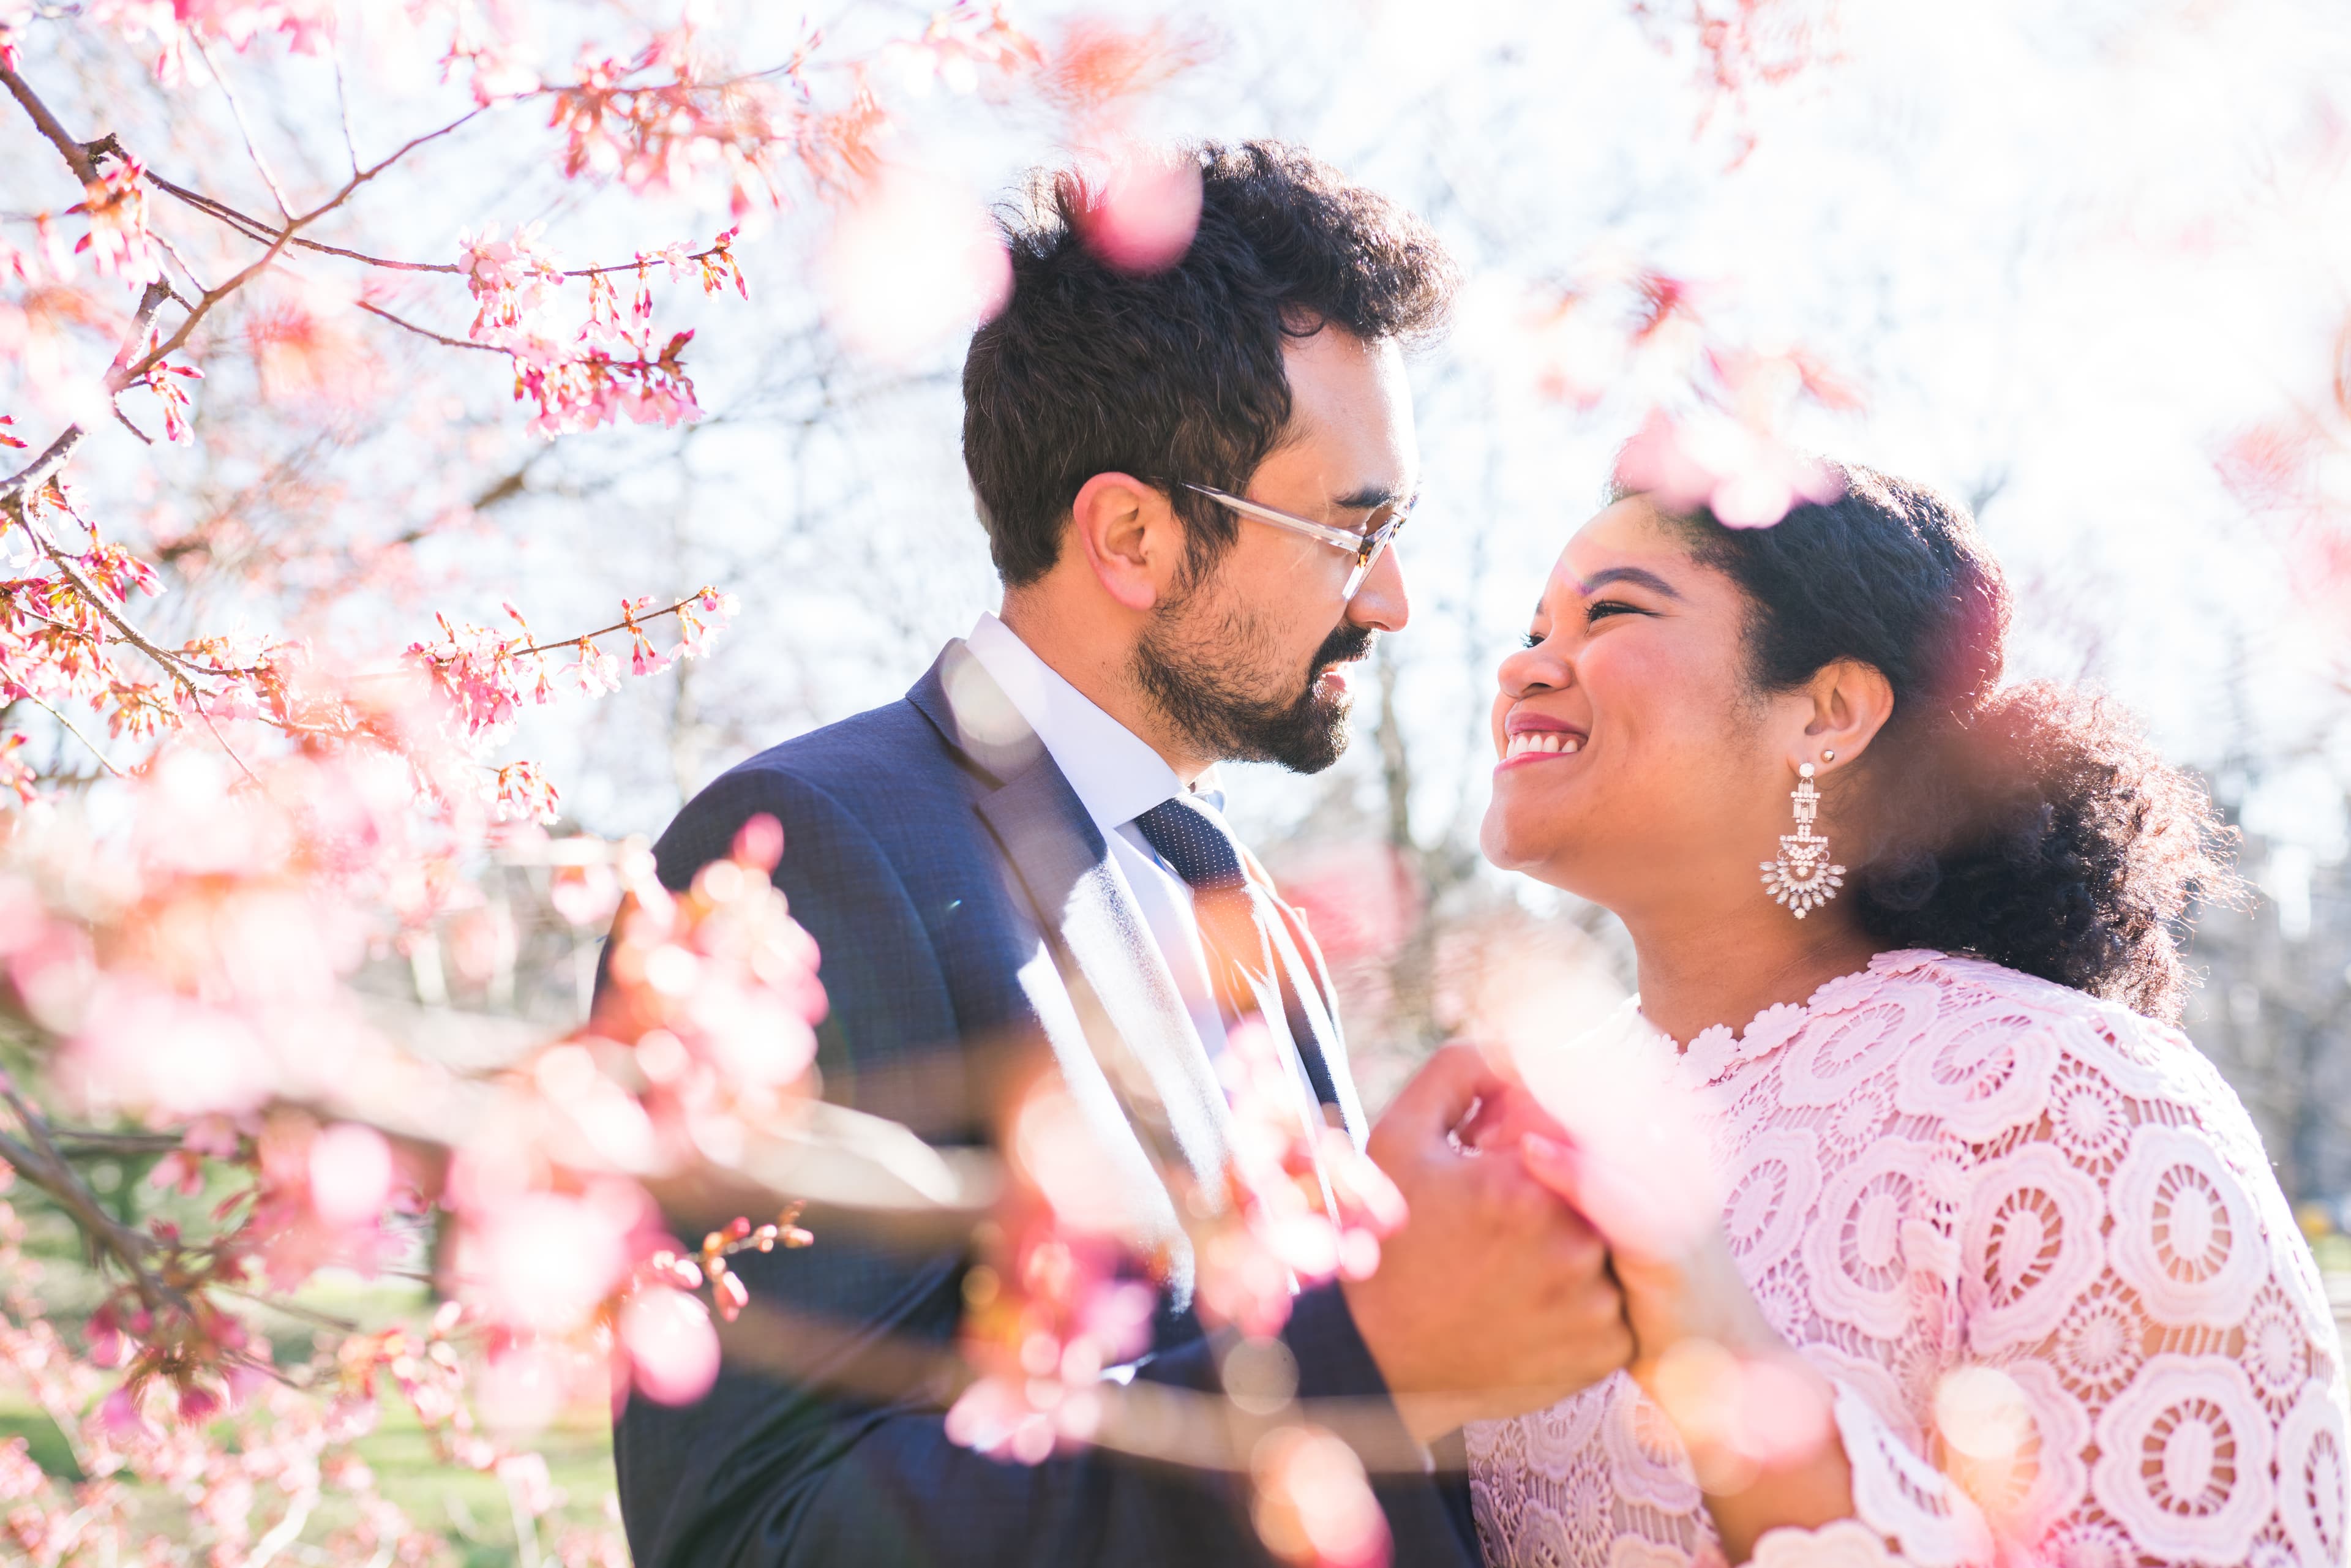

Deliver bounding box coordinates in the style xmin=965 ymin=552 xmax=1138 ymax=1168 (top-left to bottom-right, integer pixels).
xmin=1624 ymin=904 xmax=1883 ymax=1049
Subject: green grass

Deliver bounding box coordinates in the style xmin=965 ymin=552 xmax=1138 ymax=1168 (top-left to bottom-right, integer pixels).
xmin=0 ymin=1382 xmax=619 ymax=1562
xmin=0 ymin=1255 xmax=618 ymax=1561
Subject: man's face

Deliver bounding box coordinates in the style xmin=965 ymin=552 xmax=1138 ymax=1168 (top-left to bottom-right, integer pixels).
xmin=1133 ymin=327 xmax=1417 ymax=773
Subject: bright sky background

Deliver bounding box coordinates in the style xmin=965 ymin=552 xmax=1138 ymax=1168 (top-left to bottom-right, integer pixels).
xmin=23 ymin=0 xmax=2339 ymax=865
xmin=503 ymin=0 xmax=2351 ymax=866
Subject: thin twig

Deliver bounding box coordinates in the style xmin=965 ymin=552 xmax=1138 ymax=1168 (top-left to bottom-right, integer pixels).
xmin=23 ymin=694 xmax=126 ymax=779
xmin=190 ymin=34 xmax=295 ymax=220
xmin=217 ymin=1285 xmax=359 ymax=1334
xmin=110 ymin=105 xmax=496 ymax=390
xmin=175 ymin=677 xmax=266 ymax=790
xmin=510 ymin=592 xmax=717 ymax=658
xmin=143 ymin=168 xmax=730 ymax=278
xmin=150 ymin=231 xmax=214 ymax=298
xmin=47 ymin=1130 xmax=186 ymax=1157
xmin=384 ymin=592 xmax=716 ymax=674
xmin=563 ymin=244 xmax=730 ymax=279
xmin=357 ymin=300 xmax=504 ymax=353
xmin=330 ymin=42 xmax=362 ymax=180
xmin=145 ymin=168 xmax=456 ymax=271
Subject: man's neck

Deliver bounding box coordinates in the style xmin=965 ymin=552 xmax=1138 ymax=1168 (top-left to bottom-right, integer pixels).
xmin=996 ymin=597 xmax=1213 ymax=784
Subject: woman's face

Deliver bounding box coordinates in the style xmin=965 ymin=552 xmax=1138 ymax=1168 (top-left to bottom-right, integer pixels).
xmin=1482 ymin=498 xmax=1809 ymax=914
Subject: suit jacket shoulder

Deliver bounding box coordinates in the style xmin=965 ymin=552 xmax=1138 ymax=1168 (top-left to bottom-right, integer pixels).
xmin=651 ymin=692 xmax=1037 ymax=1143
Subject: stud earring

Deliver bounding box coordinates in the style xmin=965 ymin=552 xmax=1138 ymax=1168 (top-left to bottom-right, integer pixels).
xmin=1760 ymin=762 xmax=1846 ymax=918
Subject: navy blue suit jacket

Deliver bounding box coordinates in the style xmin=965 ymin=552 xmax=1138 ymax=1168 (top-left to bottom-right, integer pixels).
xmin=611 ymin=642 xmax=1479 ymax=1567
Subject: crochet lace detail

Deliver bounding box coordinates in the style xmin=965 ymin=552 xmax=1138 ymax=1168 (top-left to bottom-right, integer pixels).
xmin=1466 ymin=951 xmax=2350 ymax=1567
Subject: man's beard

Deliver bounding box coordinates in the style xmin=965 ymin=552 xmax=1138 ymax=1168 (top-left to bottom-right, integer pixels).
xmin=1133 ymin=596 xmax=1374 ymax=775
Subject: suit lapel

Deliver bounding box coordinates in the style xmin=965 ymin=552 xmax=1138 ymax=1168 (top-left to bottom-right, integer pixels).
xmin=910 ymin=643 xmax=1234 ymax=1215
xmin=1237 ymin=853 xmax=1367 ymax=1146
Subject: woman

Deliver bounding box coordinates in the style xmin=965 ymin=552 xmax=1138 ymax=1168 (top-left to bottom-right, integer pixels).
xmin=1464 ymin=465 xmax=2349 ymax=1567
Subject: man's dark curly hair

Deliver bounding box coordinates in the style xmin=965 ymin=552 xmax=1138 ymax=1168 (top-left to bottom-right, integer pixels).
xmin=1631 ymin=463 xmax=2238 ymax=1024
xmin=962 ymin=141 xmax=1457 ymax=587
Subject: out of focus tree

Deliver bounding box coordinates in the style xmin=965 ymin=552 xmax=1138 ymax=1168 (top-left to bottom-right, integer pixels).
xmin=7 ymin=0 xmax=2351 ymax=1561
xmin=0 ymin=4 xmax=1415 ymax=1562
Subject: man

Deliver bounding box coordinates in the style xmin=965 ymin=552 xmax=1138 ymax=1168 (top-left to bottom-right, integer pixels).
xmin=615 ymin=141 xmax=1631 ymax=1566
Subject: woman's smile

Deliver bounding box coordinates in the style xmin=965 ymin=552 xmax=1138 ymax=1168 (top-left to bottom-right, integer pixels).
xmin=1497 ymin=710 xmax=1589 ymax=769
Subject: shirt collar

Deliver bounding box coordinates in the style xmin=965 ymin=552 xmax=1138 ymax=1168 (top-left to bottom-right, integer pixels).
xmin=965 ymin=612 xmax=1221 ymax=835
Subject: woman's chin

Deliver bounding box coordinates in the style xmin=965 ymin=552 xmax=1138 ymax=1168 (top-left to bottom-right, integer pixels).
xmin=1480 ymin=800 xmax=1575 ymax=875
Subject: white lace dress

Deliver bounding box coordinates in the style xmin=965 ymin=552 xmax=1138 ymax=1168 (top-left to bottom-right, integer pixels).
xmin=1466 ymin=950 xmax=2350 ymax=1567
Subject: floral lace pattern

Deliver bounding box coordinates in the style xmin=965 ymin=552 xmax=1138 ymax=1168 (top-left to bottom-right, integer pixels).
xmin=1467 ymin=950 xmax=2351 ymax=1567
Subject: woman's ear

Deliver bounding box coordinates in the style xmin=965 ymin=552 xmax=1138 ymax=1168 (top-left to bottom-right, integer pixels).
xmin=1802 ymin=658 xmax=1895 ymax=770
xmin=1069 ymin=473 xmax=1183 ymax=612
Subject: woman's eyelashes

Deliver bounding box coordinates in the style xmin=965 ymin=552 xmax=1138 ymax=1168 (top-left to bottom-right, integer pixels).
xmin=1519 ymin=599 xmax=1645 ymax=648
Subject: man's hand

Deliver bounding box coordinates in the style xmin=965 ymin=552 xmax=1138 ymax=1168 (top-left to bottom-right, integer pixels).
xmin=1340 ymin=1045 xmax=1634 ymax=1446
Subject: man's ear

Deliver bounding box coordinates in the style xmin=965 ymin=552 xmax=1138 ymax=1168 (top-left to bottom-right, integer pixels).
xmin=1069 ymin=473 xmax=1183 ymax=612
xmin=1802 ymin=658 xmax=1895 ymax=770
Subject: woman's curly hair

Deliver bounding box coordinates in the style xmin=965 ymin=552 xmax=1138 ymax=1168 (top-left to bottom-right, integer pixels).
xmin=1641 ymin=463 xmax=2238 ymax=1024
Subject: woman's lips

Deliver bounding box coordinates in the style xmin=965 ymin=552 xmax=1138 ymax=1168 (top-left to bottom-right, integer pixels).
xmin=1502 ymin=729 xmax=1581 ymax=760
xmin=1496 ymin=712 xmax=1587 ymax=770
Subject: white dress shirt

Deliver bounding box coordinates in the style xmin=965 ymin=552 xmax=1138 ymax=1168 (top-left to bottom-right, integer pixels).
xmin=966 ymin=610 xmax=1297 ymax=1071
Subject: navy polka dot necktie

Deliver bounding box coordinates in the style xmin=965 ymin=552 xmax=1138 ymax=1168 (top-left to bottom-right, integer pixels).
xmin=1131 ymin=793 xmax=1344 ymax=1120
xmin=1132 ymin=795 xmax=1250 ymax=901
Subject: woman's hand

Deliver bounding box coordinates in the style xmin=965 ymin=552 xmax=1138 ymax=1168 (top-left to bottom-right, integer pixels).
xmin=1511 ymin=1117 xmax=1859 ymax=1561
xmin=1517 ymin=1128 xmax=1783 ymax=1375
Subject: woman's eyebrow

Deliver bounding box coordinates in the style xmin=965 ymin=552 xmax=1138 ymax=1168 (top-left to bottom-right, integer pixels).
xmin=1574 ymin=565 xmax=1682 ymax=600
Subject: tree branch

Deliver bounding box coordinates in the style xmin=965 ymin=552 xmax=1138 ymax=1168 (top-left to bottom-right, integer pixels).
xmin=23 ymin=694 xmax=126 ymax=779
xmin=142 ymin=166 xmax=731 ymax=278
xmin=0 ymin=1085 xmax=171 ymax=1311
xmin=106 ymin=279 xmax=176 ymax=391
xmin=358 ymin=299 xmax=504 ymax=353
xmin=47 ymin=1130 xmax=186 ymax=1157
xmin=108 ymin=106 xmax=495 ymax=389
xmin=0 ymin=61 xmax=99 ymax=185
xmin=0 ymin=427 xmax=86 ymax=514
xmin=190 ymin=34 xmax=294 ymax=220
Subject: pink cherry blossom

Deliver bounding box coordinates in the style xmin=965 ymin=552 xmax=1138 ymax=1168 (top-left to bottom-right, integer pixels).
xmin=66 ymin=157 xmax=162 ymax=285
xmin=617 ymin=1286 xmax=721 ymax=1406
xmin=1077 ymin=146 xmax=1204 ymax=274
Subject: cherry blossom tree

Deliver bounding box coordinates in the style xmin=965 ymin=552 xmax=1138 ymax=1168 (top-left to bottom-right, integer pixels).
xmin=0 ymin=2 xmax=1487 ymax=1559
xmin=18 ymin=0 xmax=2325 ymax=1564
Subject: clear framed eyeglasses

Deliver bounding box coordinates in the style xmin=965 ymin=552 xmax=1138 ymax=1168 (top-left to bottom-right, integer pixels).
xmin=1182 ymin=483 xmax=1414 ymax=602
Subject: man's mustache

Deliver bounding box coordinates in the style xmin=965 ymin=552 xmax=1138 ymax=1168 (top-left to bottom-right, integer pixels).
xmin=1312 ymin=623 xmax=1376 ymax=681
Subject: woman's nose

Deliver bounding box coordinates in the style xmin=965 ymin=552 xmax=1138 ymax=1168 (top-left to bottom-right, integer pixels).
xmin=1497 ymin=641 xmax=1569 ymax=699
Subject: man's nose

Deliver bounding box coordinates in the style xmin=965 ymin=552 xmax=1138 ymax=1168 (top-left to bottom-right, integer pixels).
xmin=1345 ymin=543 xmax=1409 ymax=634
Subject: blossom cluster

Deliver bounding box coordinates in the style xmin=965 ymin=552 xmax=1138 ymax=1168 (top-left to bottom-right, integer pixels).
xmin=0 ymin=747 xmax=835 ymax=1558
xmin=0 ymin=2 xmax=1438 ymax=1562
xmin=402 ymin=587 xmax=735 ymax=822
xmin=457 ymin=223 xmax=744 ymax=435
xmin=1509 ymin=263 xmax=1855 ymax=528
xmin=945 ymin=1018 xmax=1406 ymax=1564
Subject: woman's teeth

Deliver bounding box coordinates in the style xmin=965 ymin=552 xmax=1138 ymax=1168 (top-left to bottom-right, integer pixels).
xmin=1504 ymin=730 xmax=1582 ymax=760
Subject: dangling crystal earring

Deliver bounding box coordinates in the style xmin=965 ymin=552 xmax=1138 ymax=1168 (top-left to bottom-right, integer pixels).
xmin=1760 ymin=762 xmax=1846 ymax=918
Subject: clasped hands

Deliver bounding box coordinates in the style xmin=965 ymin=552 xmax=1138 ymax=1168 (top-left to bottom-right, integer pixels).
xmin=1341 ymin=1045 xmax=1826 ymax=1460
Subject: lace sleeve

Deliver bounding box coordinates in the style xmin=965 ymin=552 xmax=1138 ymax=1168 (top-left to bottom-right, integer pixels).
xmin=1770 ymin=999 xmax=2350 ymax=1567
